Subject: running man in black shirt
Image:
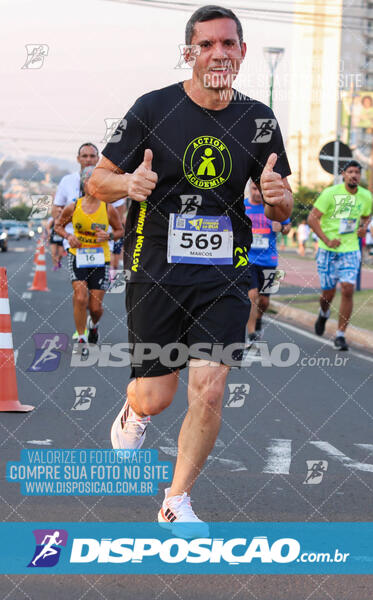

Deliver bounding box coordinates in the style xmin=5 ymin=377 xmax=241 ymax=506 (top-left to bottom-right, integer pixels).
xmin=89 ymin=5 xmax=293 ymax=535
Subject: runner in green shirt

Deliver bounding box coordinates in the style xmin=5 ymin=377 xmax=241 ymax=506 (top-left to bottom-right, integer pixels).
xmin=308 ymin=161 xmax=372 ymax=350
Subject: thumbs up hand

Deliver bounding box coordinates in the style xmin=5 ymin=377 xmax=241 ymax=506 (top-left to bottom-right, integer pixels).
xmin=260 ymin=153 xmax=285 ymax=206
xmin=128 ymin=149 xmax=158 ymax=202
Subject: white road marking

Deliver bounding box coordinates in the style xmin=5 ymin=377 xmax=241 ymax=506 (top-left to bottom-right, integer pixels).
xmin=13 ymin=312 xmax=27 ymax=322
xmin=267 ymin=317 xmax=373 ymax=364
xmin=22 ymin=292 xmax=32 ymax=300
xmin=159 ymin=446 xmax=247 ymax=471
xmin=309 ymin=441 xmax=373 ymax=472
xmin=263 ymin=438 xmax=292 ymax=474
xmin=27 ymin=439 xmax=53 ymax=445
xmin=355 ymin=444 xmax=373 ymax=453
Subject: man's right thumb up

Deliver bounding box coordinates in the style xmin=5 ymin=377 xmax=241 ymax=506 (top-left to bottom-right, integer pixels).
xmin=142 ymin=148 xmax=153 ymax=170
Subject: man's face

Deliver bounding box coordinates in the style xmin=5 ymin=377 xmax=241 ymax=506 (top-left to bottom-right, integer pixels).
xmin=343 ymin=166 xmax=361 ymax=188
xmin=189 ymin=18 xmax=246 ymax=91
xmin=77 ymin=145 xmax=99 ymax=169
xmin=250 ymin=182 xmax=262 ymax=204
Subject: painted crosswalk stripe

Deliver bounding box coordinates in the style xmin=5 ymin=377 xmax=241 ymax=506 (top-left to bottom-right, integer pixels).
xmin=13 ymin=312 xmax=27 ymax=322
xmin=27 ymin=439 xmax=53 ymax=445
xmin=263 ymin=438 xmax=292 ymax=474
xmin=309 ymin=441 xmax=373 ymax=473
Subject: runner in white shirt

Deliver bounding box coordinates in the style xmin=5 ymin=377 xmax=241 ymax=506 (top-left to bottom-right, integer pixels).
xmin=52 ymin=143 xmax=100 ymax=249
xmin=52 ymin=143 xmax=124 ymax=338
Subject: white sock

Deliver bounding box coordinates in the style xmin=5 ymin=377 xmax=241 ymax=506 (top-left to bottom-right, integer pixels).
xmin=320 ymin=308 xmax=330 ymax=318
xmin=336 ymin=329 xmax=345 ymax=338
xmin=128 ymin=402 xmax=150 ymax=422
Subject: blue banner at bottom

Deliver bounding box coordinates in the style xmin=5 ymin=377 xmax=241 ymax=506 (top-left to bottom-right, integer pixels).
xmin=1 ymin=522 xmax=373 ymax=574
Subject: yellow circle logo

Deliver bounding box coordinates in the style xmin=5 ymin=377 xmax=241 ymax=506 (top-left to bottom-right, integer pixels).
xmin=183 ymin=136 xmax=232 ymax=189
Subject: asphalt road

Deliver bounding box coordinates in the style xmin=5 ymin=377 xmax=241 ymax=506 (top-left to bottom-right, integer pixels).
xmin=1 ymin=239 xmax=373 ymax=598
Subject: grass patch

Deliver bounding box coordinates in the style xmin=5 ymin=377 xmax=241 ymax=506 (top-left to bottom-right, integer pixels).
xmin=275 ymin=290 xmax=373 ymax=331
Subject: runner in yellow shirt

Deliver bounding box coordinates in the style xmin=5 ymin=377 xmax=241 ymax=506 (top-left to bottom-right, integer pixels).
xmin=55 ymin=166 xmax=123 ymax=351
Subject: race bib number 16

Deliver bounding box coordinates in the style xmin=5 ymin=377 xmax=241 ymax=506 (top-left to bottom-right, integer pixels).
xmin=76 ymin=247 xmax=105 ymax=268
xmin=167 ymin=214 xmax=233 ymax=265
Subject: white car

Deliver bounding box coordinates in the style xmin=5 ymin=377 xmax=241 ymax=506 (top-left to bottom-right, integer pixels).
xmin=7 ymin=226 xmax=22 ymax=240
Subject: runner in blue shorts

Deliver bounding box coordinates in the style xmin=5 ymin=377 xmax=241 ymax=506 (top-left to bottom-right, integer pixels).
xmin=245 ymin=180 xmax=291 ymax=344
xmin=308 ymin=161 xmax=372 ymax=350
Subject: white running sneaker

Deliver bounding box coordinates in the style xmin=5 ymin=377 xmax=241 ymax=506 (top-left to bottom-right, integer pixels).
xmin=111 ymin=398 xmax=150 ymax=450
xmin=158 ymin=487 xmax=209 ymax=538
xmin=72 ymin=338 xmax=89 ymax=358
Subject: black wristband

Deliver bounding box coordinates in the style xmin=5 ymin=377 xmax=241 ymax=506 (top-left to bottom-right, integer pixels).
xmin=262 ymin=198 xmax=275 ymax=207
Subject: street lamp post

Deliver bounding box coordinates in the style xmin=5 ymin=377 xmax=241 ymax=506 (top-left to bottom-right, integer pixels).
xmin=263 ymin=47 xmax=284 ymax=109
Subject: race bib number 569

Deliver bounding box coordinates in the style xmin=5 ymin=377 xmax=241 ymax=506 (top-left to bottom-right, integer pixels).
xmin=167 ymin=214 xmax=233 ymax=265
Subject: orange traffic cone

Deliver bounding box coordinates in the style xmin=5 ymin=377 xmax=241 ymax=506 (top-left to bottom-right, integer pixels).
xmin=33 ymin=240 xmax=41 ymax=264
xmin=0 ymin=268 xmax=34 ymax=411
xmin=29 ymin=245 xmax=49 ymax=291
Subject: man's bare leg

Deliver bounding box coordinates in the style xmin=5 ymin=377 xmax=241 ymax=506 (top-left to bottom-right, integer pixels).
xmin=338 ymin=282 xmax=354 ymax=332
xmin=127 ymin=371 xmax=179 ymax=417
xmin=72 ymin=281 xmax=88 ymax=335
xmin=168 ymin=361 xmax=229 ymax=497
xmin=257 ymin=294 xmax=270 ymax=319
xmin=320 ymin=288 xmax=336 ymax=314
xmin=247 ymin=288 xmax=259 ymax=335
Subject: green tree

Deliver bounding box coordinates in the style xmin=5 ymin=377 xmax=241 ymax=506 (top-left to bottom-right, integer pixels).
xmin=8 ymin=204 xmax=31 ymax=221
xmin=292 ymin=185 xmax=324 ymax=224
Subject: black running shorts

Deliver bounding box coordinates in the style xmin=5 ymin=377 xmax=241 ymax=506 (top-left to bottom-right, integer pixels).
xmin=67 ymin=253 xmax=110 ymax=291
xmin=249 ymin=264 xmax=270 ymax=297
xmin=126 ymin=281 xmax=251 ymax=378
xmin=50 ymin=232 xmax=63 ymax=246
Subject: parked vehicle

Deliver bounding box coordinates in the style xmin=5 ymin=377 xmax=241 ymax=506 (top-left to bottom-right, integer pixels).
xmin=18 ymin=225 xmax=31 ymax=239
xmin=7 ymin=226 xmax=22 ymax=240
xmin=0 ymin=224 xmax=8 ymax=252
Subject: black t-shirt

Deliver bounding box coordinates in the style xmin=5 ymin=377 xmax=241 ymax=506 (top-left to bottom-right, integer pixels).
xmin=102 ymin=82 xmax=291 ymax=285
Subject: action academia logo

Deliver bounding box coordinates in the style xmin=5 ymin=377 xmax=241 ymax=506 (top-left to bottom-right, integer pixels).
xmin=183 ymin=136 xmax=232 ymax=189
xmin=28 ymin=529 xmax=68 ymax=568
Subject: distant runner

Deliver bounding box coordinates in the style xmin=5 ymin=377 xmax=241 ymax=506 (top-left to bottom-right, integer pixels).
xmin=308 ymin=160 xmax=372 ymax=350
xmin=245 ymin=180 xmax=291 ymax=344
xmin=55 ymin=166 xmax=123 ymax=349
xmin=52 ymin=142 xmax=125 ymax=339
xmin=46 ymin=217 xmax=64 ymax=270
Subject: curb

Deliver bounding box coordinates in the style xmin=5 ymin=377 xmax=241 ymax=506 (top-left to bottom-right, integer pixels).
xmin=270 ymin=299 xmax=373 ymax=352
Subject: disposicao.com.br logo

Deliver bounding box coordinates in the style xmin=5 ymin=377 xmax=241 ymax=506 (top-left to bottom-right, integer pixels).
xmin=0 ymin=522 xmax=361 ymax=574
xmin=69 ymin=535 xmax=349 ymax=566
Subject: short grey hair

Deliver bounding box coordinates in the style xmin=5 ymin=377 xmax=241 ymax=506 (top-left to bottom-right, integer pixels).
xmin=185 ymin=5 xmax=243 ymax=46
